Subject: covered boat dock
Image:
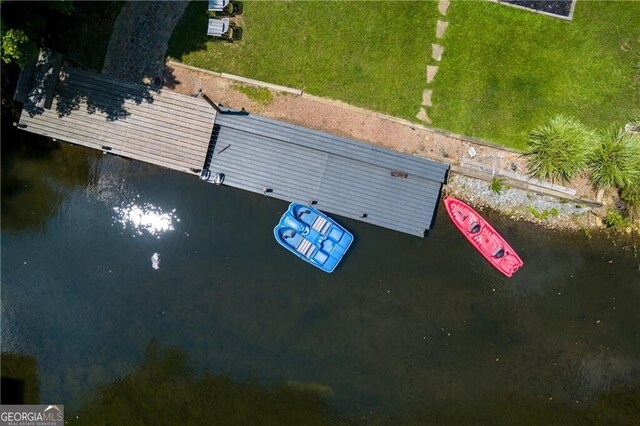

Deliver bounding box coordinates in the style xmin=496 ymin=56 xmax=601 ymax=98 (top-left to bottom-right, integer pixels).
xmin=206 ymin=109 xmax=449 ymax=237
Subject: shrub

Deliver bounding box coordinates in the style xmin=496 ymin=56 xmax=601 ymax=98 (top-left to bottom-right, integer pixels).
xmin=621 ymin=183 xmax=640 ymax=208
xmin=588 ymin=128 xmax=640 ymax=189
xmin=603 ymin=209 xmax=628 ymax=229
xmin=489 ymin=176 xmax=508 ymax=195
xmin=525 ymin=115 xmax=595 ymax=183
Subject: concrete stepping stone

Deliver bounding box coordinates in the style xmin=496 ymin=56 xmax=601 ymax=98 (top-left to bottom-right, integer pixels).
xmin=436 ymin=20 xmax=449 ymax=39
xmin=432 ymin=44 xmax=444 ymax=61
xmin=422 ymin=89 xmax=433 ymax=107
xmin=439 ymin=0 xmax=450 ymax=15
xmin=426 ymin=65 xmax=439 ymax=83
xmin=416 ymin=107 xmax=432 ymax=124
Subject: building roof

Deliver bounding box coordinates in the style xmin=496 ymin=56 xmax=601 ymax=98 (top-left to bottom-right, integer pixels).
xmin=18 ymin=66 xmax=216 ymax=174
xmin=207 ymin=110 xmax=449 ymax=236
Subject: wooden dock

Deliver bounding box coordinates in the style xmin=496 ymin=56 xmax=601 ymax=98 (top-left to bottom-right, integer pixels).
xmin=18 ymin=65 xmax=216 ymax=174
xmin=16 ymin=52 xmax=449 ymax=237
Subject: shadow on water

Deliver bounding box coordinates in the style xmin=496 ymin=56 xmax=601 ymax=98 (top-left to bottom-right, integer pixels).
xmin=2 ymin=343 xmax=637 ymax=425
xmin=0 ymin=116 xmax=92 ymax=233
xmin=64 ymin=343 xmax=335 ymax=426
xmin=0 ymin=353 xmax=39 ymax=405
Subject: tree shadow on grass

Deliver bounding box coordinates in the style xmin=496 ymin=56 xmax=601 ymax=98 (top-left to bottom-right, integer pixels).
xmin=166 ymin=1 xmax=212 ymax=61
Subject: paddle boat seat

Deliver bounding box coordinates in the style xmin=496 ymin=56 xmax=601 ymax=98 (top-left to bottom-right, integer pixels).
xmin=296 ymin=238 xmax=315 ymax=257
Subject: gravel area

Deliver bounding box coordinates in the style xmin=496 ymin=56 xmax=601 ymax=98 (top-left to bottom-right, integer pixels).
xmin=446 ymin=175 xmax=598 ymax=230
xmin=102 ymin=1 xmax=188 ymax=83
xmin=499 ymin=0 xmax=574 ymax=17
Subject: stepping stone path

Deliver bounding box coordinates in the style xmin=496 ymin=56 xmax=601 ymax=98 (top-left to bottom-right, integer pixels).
xmin=426 ymin=65 xmax=439 ymax=84
xmin=431 ymin=44 xmax=444 ymax=61
xmin=436 ymin=20 xmax=449 ymax=39
xmin=439 ymin=0 xmax=450 ymax=16
xmin=416 ymin=0 xmax=450 ymax=125
xmin=102 ymin=0 xmax=189 ymax=84
xmin=416 ymin=107 xmax=431 ymax=124
xmin=422 ymin=89 xmax=432 ymax=107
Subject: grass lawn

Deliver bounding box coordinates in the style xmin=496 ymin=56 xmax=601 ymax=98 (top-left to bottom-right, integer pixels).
xmin=430 ymin=0 xmax=640 ymax=149
xmin=168 ymin=1 xmax=639 ymax=151
xmin=168 ymin=1 xmax=440 ymax=120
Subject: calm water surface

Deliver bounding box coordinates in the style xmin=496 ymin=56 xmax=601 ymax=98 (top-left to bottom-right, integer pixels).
xmin=2 ymin=128 xmax=639 ymax=423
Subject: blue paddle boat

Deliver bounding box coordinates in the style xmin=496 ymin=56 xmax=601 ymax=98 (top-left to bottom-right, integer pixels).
xmin=274 ymin=203 xmax=354 ymax=273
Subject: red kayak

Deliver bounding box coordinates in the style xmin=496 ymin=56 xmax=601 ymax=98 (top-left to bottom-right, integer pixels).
xmin=444 ymin=196 xmax=523 ymax=277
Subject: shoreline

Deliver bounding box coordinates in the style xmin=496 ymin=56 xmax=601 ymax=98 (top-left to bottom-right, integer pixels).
xmin=163 ymin=61 xmax=638 ymax=233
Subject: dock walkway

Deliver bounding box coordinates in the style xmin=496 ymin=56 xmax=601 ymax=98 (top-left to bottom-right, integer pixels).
xmin=16 ymin=53 xmax=448 ymax=237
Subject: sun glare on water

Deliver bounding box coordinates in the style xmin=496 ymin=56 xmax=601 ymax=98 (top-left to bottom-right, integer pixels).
xmin=112 ymin=202 xmax=179 ymax=237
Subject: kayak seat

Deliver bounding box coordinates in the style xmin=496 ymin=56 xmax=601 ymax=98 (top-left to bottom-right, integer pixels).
xmin=469 ymin=222 xmax=481 ymax=234
xmin=494 ymin=248 xmax=505 ymax=258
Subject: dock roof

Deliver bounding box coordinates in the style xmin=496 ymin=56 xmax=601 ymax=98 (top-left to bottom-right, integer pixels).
xmin=208 ymin=110 xmax=449 ymax=236
xmin=18 ymin=66 xmax=216 ymax=174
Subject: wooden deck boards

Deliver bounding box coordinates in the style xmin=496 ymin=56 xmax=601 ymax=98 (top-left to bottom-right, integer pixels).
xmin=19 ymin=66 xmax=216 ymax=174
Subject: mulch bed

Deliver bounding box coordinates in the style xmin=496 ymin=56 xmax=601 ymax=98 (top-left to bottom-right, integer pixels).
xmin=499 ymin=0 xmax=574 ymax=18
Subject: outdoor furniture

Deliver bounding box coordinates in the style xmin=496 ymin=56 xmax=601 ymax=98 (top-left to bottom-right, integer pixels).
xmin=227 ymin=24 xmax=243 ymax=41
xmin=208 ymin=0 xmax=230 ymax=12
xmin=207 ymin=18 xmax=230 ymax=37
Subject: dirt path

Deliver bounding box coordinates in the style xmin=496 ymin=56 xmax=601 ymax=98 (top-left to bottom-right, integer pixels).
xmin=165 ymin=61 xmax=594 ymax=199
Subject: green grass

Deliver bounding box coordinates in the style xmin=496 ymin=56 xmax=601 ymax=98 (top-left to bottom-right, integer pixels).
xmin=233 ymin=84 xmax=273 ymax=106
xmin=526 ymin=206 xmax=559 ymax=220
xmin=430 ymin=0 xmax=640 ymax=150
xmin=168 ymin=1 xmax=439 ymax=120
xmin=168 ymin=1 xmax=639 ymax=151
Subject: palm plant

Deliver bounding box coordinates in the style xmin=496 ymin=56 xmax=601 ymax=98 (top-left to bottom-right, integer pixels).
xmin=588 ymin=128 xmax=640 ymax=189
xmin=525 ymin=115 xmax=595 ymax=183
xmin=489 ymin=175 xmax=507 ymax=195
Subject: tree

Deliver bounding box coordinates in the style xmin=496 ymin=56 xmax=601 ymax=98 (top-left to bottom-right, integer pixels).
xmin=1 ymin=27 xmax=38 ymax=66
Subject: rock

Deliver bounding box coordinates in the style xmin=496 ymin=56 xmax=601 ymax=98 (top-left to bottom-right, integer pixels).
xmin=436 ymin=20 xmax=449 ymax=39
xmin=432 ymin=44 xmax=444 ymax=61
xmin=426 ymin=65 xmax=439 ymax=83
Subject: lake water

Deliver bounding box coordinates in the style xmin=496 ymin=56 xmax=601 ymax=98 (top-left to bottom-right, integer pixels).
xmin=2 ymin=125 xmax=639 ymax=424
